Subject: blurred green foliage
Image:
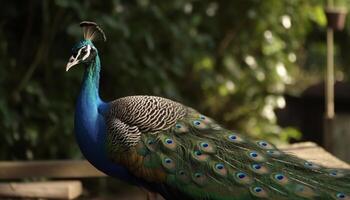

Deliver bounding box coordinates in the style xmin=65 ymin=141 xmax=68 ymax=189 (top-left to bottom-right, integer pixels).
xmin=1 ymin=0 xmax=350 ymax=160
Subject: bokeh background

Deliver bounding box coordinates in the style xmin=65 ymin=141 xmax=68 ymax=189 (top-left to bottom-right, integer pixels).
xmin=1 ymin=0 xmax=350 ymax=198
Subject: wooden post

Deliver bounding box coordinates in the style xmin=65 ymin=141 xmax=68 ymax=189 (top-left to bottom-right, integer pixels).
xmin=326 ymin=26 xmax=334 ymax=119
xmin=324 ymin=0 xmax=335 ymax=152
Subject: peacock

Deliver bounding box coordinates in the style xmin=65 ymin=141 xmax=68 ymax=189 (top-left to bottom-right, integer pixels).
xmin=66 ymin=21 xmax=350 ymax=200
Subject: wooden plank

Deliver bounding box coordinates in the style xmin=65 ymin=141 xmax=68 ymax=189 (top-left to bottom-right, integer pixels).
xmin=280 ymin=142 xmax=350 ymax=169
xmin=0 ymin=160 xmax=106 ymax=179
xmin=0 ymin=181 xmax=82 ymax=199
xmin=0 ymin=142 xmax=348 ymax=180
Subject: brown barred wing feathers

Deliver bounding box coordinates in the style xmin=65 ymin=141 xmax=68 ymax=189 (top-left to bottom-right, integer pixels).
xmin=105 ymin=95 xmax=187 ymax=151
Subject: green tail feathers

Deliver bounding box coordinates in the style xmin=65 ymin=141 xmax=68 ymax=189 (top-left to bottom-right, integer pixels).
xmin=135 ymin=109 xmax=350 ymax=200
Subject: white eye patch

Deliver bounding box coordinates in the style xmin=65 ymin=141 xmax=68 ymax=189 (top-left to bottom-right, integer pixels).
xmin=74 ymin=45 xmax=92 ymax=61
xmin=81 ymin=45 xmax=91 ymax=61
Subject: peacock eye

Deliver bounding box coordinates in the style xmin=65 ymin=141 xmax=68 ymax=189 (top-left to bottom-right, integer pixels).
xmin=200 ymin=142 xmax=209 ymax=148
xmin=336 ymin=192 xmax=346 ymax=199
xmin=228 ymin=134 xmax=237 ymax=141
xmin=257 ymin=140 xmax=274 ymax=150
xmin=165 ymin=138 xmax=173 ymax=144
xmin=274 ymin=174 xmax=285 ymax=181
xmin=252 ymin=164 xmax=261 ymax=170
xmin=193 ymin=120 xmax=201 ymax=126
xmin=254 ymin=187 xmax=263 ymax=193
xmin=249 ymin=152 xmax=258 ymax=158
xmin=194 ymin=150 xmax=202 ymax=156
xmin=329 ymin=170 xmax=338 ymax=176
xmin=80 ymin=47 xmax=87 ymax=56
xmin=194 ymin=172 xmax=202 ymax=178
xmin=215 ymin=163 xmax=224 ymax=170
xmin=236 ymin=172 xmax=246 ymax=179
xmin=303 ymin=161 xmax=320 ymax=170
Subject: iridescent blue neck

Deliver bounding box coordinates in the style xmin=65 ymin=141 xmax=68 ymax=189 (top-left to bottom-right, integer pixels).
xmin=81 ymin=56 xmax=102 ymax=105
xmin=74 ymin=55 xmax=130 ymax=180
xmin=75 ymin=55 xmax=104 ymax=157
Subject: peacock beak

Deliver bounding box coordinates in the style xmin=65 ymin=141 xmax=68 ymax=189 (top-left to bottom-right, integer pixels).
xmin=66 ymin=56 xmax=80 ymax=71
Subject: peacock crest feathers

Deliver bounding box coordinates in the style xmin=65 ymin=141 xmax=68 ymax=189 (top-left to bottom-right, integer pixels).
xmin=80 ymin=21 xmax=106 ymax=42
xmin=108 ymin=108 xmax=350 ymax=200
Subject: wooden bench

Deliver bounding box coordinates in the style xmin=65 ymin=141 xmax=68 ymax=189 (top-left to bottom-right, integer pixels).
xmin=0 ymin=142 xmax=349 ymax=199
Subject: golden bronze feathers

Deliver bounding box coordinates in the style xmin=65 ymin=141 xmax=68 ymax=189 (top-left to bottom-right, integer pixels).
xmin=80 ymin=21 xmax=106 ymax=42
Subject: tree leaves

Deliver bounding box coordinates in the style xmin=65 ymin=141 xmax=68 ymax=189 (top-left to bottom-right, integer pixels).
xmin=1 ymin=0 xmax=336 ymax=159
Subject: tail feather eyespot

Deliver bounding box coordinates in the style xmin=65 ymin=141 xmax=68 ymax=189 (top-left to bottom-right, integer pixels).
xmin=256 ymin=141 xmax=274 ymax=149
xmin=226 ymin=133 xmax=244 ymax=143
xmin=247 ymin=151 xmax=266 ymax=162
xmin=176 ymin=170 xmax=190 ymax=184
xmin=198 ymin=115 xmax=213 ymax=124
xmin=192 ymin=172 xmax=207 ymax=186
xmin=161 ymin=157 xmax=176 ymax=172
xmin=334 ymin=192 xmax=350 ymax=200
xmin=303 ymin=161 xmax=321 ymax=170
xmin=161 ymin=137 xmax=177 ymax=150
xmin=250 ymin=163 xmax=269 ymax=174
xmin=174 ymin=123 xmax=188 ymax=133
xmin=192 ymin=120 xmax=209 ymax=129
xmin=266 ymin=150 xmax=282 ymax=157
xmin=213 ymin=163 xmax=227 ymax=177
xmin=250 ymin=186 xmax=268 ymax=198
xmin=198 ymin=141 xmax=216 ymax=153
xmin=233 ymin=172 xmax=253 ymax=185
xmin=192 ymin=150 xmax=210 ymax=162
xmin=145 ymin=138 xmax=157 ymax=152
xmin=326 ymin=169 xmax=346 ymax=178
xmin=272 ymin=173 xmax=289 ymax=185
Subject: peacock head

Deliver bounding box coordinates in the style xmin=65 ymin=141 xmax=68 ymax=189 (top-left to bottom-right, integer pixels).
xmin=66 ymin=21 xmax=106 ymax=71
